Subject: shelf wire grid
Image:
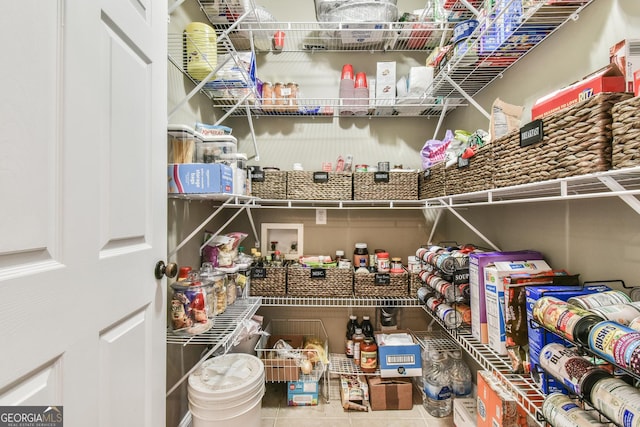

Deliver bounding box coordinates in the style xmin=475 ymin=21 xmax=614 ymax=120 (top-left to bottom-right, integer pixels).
xmin=260 ymin=296 xmax=422 ymax=307
xmin=166 ymin=296 xmax=261 ymax=397
xmin=423 ymin=307 xmax=546 ymax=425
xmin=178 ymin=0 xmax=595 ymax=118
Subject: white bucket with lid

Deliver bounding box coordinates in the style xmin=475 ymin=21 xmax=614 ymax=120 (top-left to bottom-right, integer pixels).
xmin=187 ymin=354 xmax=265 ymax=427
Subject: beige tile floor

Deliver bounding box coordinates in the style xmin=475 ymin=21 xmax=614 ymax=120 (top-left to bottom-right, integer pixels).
xmin=260 ymin=379 xmax=455 ymax=427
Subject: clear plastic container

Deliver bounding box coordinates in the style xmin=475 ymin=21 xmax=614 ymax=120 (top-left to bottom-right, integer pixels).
xmin=195 ymin=133 xmax=237 ymax=163
xmin=450 ymin=350 xmax=472 ymax=398
xmin=168 ymin=124 xmax=199 ymax=164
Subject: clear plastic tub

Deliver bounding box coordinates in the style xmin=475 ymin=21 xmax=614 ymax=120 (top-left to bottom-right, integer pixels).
xmin=195 ymin=134 xmax=237 ymax=163
xmin=315 ymin=0 xmax=398 ymax=22
xmin=169 ymin=272 xmax=215 ymax=336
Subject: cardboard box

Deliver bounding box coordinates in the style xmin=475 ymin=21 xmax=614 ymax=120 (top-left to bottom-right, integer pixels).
xmin=167 ymin=163 xmax=233 ymax=194
xmin=375 ymin=61 xmax=396 ymax=116
xmin=453 ymin=397 xmax=477 ymax=427
xmin=366 ymin=376 xmax=413 ymax=411
xmin=484 ymin=259 xmax=551 ymax=355
xmin=477 ymin=371 xmax=527 ymax=427
xmin=259 ymin=334 xmax=304 ymax=382
xmin=526 ymin=284 xmax=612 ymax=394
xmin=610 ymin=38 xmax=640 ymax=93
xmin=469 ymin=251 xmax=542 ymax=344
xmin=375 ymin=331 xmax=422 ymax=378
xmin=531 ymin=63 xmax=627 ymax=120
xmin=287 ymin=380 xmax=319 ymax=406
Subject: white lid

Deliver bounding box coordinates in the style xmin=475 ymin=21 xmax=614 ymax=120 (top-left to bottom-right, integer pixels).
xmin=355 ymin=243 xmax=367 ymax=249
xmin=188 ymin=354 xmax=264 ymax=394
xmin=167 ymin=124 xmax=196 ymax=137
xmin=219 ymin=153 xmax=248 ymax=160
xmin=195 ymin=132 xmax=238 ymax=144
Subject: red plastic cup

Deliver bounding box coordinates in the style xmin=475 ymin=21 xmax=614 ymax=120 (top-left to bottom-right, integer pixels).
xmin=341 ymin=64 xmax=354 ymax=80
xmin=273 ymin=31 xmax=285 ymax=50
xmin=354 ymin=72 xmax=368 ymax=88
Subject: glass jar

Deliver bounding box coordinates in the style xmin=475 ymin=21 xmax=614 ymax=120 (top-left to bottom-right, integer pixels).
xmin=217 ymin=265 xmax=239 ymax=306
xmin=353 ymin=243 xmax=369 ymax=268
xmin=360 ymin=337 xmax=378 ymax=373
xmin=169 ymin=271 xmax=214 ymax=336
xmin=200 ymin=263 xmax=227 ymax=315
xmin=234 ymin=253 xmax=253 ymax=299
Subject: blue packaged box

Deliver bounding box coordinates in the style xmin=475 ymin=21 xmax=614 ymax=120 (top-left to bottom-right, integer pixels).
xmin=167 ymin=163 xmax=233 ymax=194
xmin=526 ymin=284 xmax=611 ymax=394
xmin=375 ymin=331 xmax=422 ymax=378
xmin=479 ymin=0 xmax=523 ymax=56
xmin=287 ymin=381 xmax=318 ymax=406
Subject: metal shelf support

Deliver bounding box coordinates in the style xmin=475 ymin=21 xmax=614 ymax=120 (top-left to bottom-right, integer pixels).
xmin=598 ymin=175 xmax=640 ymax=215
xmin=437 ymin=197 xmax=501 ymax=251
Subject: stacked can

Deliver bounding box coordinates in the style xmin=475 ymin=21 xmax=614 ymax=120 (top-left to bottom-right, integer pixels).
xmin=542 ymin=393 xmax=610 ymax=427
xmin=539 ymin=343 xmax=610 ymax=396
xmin=588 ymin=320 xmax=640 ymax=375
xmin=532 ymin=296 xmax=604 ymax=346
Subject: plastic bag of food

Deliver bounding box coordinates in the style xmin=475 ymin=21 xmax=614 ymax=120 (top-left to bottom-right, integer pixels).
xmin=421 ymin=129 xmax=453 ymax=169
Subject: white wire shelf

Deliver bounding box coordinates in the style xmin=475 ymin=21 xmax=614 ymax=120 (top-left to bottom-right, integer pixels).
xmin=173 ymin=0 xmax=595 ymax=119
xmin=423 ymin=307 xmax=546 ymax=426
xmin=259 ymin=296 xmax=422 ymax=307
xmin=166 ymin=296 xmax=261 ymax=346
xmin=167 ymin=167 xmax=640 ymax=213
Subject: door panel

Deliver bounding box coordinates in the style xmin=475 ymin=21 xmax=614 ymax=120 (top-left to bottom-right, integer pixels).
xmin=0 ymin=0 xmax=167 ymax=426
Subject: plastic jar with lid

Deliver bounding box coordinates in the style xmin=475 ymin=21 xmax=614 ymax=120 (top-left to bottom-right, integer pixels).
xmin=169 ymin=271 xmax=215 ymax=336
xmin=390 ymin=257 xmax=404 ymax=273
xmin=353 ymin=243 xmax=369 ymax=268
xmin=376 ymin=252 xmax=390 ymax=272
xmin=360 ymin=337 xmax=378 ymax=373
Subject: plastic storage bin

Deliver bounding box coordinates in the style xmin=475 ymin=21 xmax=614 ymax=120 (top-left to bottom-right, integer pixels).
xmin=168 ymin=124 xmax=200 ymax=163
xmin=195 ymin=133 xmax=237 ymax=163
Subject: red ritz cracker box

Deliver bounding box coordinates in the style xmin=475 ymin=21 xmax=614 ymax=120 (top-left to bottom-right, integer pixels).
xmin=531 ymin=63 xmax=626 ymax=120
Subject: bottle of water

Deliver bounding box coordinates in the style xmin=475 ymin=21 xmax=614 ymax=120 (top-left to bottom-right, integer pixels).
xmin=423 ymin=351 xmax=452 ymax=417
xmin=450 ymin=350 xmax=473 ymax=398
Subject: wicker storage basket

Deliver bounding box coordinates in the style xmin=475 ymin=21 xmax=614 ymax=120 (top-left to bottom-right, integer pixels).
xmin=353 ymin=171 xmax=419 ymax=200
xmin=445 ymin=144 xmax=493 ymax=195
xmin=409 ymin=272 xmax=423 ymax=298
xmin=419 ymin=164 xmax=446 ymax=199
xmin=249 ymin=266 xmax=286 ymax=297
xmin=286 ymin=171 xmax=353 ymax=200
xmin=353 ymin=270 xmax=408 ymax=297
xmin=493 ymin=92 xmax=632 ymax=188
xmin=251 ymin=170 xmax=287 ymax=199
xmin=286 ymin=265 xmax=353 ymax=297
xmin=612 ymin=95 xmax=640 ymax=169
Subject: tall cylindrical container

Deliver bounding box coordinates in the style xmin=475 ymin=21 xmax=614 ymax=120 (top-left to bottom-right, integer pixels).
xmin=185 ymin=22 xmax=218 ymax=81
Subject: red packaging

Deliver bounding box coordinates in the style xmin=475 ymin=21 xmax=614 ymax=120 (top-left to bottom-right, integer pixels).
xmin=531 ymin=63 xmax=626 ymax=120
xmin=635 ymin=69 xmax=640 ymax=97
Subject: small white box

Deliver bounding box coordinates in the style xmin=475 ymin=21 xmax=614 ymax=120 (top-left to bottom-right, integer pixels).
xmin=453 ymin=397 xmax=477 ymax=427
xmin=375 ymin=61 xmax=396 ymax=116
xmin=484 ymin=259 xmax=551 ymax=355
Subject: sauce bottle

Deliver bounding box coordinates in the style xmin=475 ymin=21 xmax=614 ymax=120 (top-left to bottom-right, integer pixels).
xmin=360 ymin=337 xmax=378 ymax=373
xmin=352 ymin=328 xmax=365 ymax=366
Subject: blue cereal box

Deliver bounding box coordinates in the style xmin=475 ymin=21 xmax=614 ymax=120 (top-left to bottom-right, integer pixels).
xmin=287 ymin=381 xmax=318 ymax=406
xmin=167 ymin=163 xmax=233 ymax=194
xmin=526 ymin=284 xmax=611 ymax=394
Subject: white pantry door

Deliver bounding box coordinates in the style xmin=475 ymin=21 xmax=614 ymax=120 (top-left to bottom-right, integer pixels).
xmin=0 ymin=0 xmax=167 ymax=426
